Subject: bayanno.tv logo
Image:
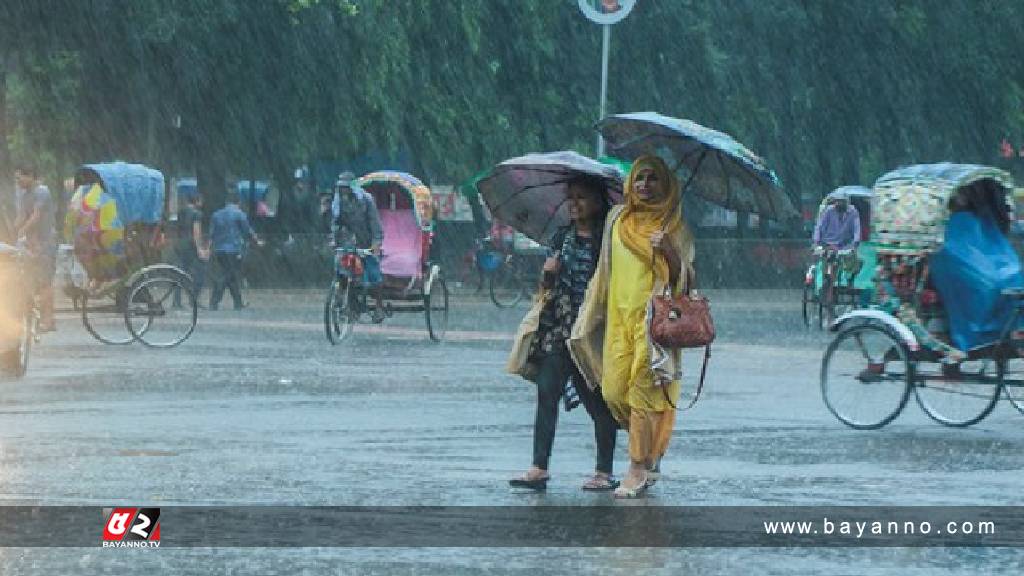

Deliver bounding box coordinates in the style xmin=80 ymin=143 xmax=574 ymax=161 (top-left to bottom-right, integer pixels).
xmin=102 ymin=507 xmax=161 ymax=548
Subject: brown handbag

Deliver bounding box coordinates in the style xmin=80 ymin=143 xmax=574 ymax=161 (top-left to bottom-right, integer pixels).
xmin=650 ymin=266 xmax=715 ymax=349
xmin=649 ymin=259 xmax=715 ymax=411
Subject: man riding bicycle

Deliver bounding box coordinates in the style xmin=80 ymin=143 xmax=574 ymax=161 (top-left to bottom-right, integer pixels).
xmin=331 ymin=172 xmax=386 ymax=323
xmin=812 ymin=191 xmax=862 ymax=286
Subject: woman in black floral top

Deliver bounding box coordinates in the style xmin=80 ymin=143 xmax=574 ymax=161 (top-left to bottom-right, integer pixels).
xmin=509 ymin=175 xmax=619 ymax=491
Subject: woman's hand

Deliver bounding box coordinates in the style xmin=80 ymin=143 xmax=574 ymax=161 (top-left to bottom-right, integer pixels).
xmin=651 ymin=232 xmax=681 ymax=288
xmin=540 ymin=253 xmax=561 ymax=289
xmin=542 ymin=254 xmax=561 ymax=275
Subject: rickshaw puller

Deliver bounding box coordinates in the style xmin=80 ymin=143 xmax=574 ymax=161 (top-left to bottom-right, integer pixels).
xmin=332 ymin=172 xmax=386 ymax=323
xmin=813 ymin=192 xmax=862 ymax=286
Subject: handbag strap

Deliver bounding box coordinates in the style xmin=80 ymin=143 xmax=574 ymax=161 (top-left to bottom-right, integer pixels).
xmin=662 ymin=344 xmax=710 ymax=411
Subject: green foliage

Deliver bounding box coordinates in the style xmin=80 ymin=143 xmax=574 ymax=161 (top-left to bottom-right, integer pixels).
xmin=3 ymin=0 xmax=1024 ymax=229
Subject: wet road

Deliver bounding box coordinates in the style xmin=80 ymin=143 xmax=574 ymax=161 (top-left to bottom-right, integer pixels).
xmin=2 ymin=288 xmax=1023 ymax=574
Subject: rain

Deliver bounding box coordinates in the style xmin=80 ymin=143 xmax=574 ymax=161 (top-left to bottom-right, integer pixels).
xmin=1 ymin=1 xmax=1024 ymax=574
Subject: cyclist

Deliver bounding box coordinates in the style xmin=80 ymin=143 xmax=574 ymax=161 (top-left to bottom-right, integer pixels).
xmin=331 ymin=172 xmax=386 ymax=323
xmin=812 ymin=191 xmax=862 ymax=286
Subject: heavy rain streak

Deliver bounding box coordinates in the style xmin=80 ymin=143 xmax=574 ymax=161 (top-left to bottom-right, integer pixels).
xmin=1 ymin=1 xmax=1024 ymax=574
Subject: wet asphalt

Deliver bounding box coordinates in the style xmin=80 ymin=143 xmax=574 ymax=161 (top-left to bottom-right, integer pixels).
xmin=1 ymin=287 xmax=1022 ymax=574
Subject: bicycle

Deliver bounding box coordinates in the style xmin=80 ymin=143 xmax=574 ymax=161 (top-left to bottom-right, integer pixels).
xmin=475 ymin=237 xmax=533 ymax=309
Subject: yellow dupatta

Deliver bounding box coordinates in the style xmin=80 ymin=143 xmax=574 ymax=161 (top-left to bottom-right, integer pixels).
xmin=617 ymin=155 xmax=684 ymax=283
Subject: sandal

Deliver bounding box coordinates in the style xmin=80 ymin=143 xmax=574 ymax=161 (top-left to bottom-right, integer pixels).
xmin=509 ymin=471 xmax=549 ymax=491
xmin=613 ymin=471 xmax=648 ymax=499
xmin=581 ymin=473 xmax=619 ymax=492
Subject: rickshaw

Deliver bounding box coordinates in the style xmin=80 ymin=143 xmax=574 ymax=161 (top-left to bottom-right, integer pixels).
xmin=0 ymin=242 xmax=38 ymax=377
xmin=324 ymin=171 xmax=449 ymax=343
xmin=821 ymin=163 xmax=1024 ymax=429
xmin=68 ymin=162 xmax=198 ymax=347
xmin=802 ymin=186 xmax=876 ymax=328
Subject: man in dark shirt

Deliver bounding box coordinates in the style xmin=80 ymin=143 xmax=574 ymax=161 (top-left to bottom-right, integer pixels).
xmin=209 ymin=191 xmax=263 ymax=310
xmin=13 ymin=164 xmax=57 ymax=331
xmin=173 ymin=192 xmax=208 ymax=308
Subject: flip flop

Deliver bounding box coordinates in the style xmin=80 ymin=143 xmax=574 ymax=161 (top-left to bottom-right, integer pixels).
xmin=613 ymin=479 xmax=648 ymax=499
xmin=581 ymin=474 xmax=620 ymax=492
xmin=509 ymin=476 xmax=549 ymax=491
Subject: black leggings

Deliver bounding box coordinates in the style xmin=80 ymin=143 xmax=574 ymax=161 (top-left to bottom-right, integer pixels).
xmin=532 ymin=352 xmax=618 ymax=474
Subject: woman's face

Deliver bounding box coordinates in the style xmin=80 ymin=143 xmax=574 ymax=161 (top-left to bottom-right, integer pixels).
xmin=567 ymin=183 xmax=604 ymax=222
xmin=632 ymin=167 xmax=664 ymax=202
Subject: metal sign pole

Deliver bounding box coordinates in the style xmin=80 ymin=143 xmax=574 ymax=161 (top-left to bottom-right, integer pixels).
xmin=598 ymin=24 xmax=610 ymax=157
xmin=578 ymin=0 xmax=635 ymax=158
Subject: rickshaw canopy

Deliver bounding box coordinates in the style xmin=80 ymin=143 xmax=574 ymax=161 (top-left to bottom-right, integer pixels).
xmin=871 ymin=163 xmax=1014 ymax=255
xmin=354 ymin=171 xmax=433 ymax=230
xmin=818 ymin=185 xmax=872 ymax=217
xmin=75 ymin=162 xmax=165 ymax=225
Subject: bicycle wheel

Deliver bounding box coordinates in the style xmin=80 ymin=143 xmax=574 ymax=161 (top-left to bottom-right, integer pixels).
xmin=325 ymin=278 xmax=354 ymax=345
xmin=1003 ymin=354 xmax=1024 ymax=415
xmin=425 ymin=275 xmax=449 ymax=342
xmin=0 ymin=307 xmax=34 ymax=378
xmin=821 ymin=323 xmax=912 ymax=429
xmin=914 ymin=358 xmax=1002 ymax=427
xmin=82 ymin=288 xmax=135 ymax=345
xmin=126 ymin=275 xmax=197 ymax=348
xmin=490 ymin=258 xmax=526 ymax=308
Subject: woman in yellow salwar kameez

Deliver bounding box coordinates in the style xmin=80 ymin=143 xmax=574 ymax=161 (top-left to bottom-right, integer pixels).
xmin=568 ymin=155 xmax=694 ymax=498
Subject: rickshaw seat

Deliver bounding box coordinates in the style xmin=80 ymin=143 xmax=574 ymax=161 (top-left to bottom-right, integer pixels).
xmin=379 ymin=209 xmax=423 ymax=279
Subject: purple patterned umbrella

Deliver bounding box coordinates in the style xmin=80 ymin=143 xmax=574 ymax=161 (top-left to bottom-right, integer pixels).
xmin=476 ymin=151 xmax=624 ymax=247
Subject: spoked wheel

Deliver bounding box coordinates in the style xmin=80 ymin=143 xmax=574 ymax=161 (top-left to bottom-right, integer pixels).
xmin=425 ymin=275 xmax=449 ymax=342
xmin=82 ymin=287 xmax=135 ymax=345
xmin=125 ymin=275 xmax=198 ymax=348
xmin=489 ymin=257 xmax=526 ymax=308
xmin=914 ymin=358 xmax=1002 ymax=427
xmin=1 ymin=308 xmax=35 ymax=378
xmin=1003 ymin=354 xmax=1024 ymax=415
xmin=325 ymin=278 xmax=355 ymax=345
xmin=821 ymin=323 xmax=913 ymax=429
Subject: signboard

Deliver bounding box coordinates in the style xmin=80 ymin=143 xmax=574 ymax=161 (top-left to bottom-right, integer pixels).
xmin=432 ymin=185 xmax=474 ymax=222
xmin=577 ymin=0 xmax=636 ymax=25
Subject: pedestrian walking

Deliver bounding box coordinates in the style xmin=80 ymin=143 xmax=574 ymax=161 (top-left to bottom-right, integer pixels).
xmin=506 ymin=174 xmax=619 ymax=491
xmin=174 ymin=191 xmax=209 ymax=307
xmin=13 ymin=164 xmax=57 ymax=332
xmin=209 ymin=190 xmax=263 ymax=311
xmin=568 ymin=155 xmax=695 ymax=498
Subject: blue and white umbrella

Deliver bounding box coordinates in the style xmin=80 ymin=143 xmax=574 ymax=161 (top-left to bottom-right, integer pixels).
xmin=598 ymin=111 xmax=797 ymax=220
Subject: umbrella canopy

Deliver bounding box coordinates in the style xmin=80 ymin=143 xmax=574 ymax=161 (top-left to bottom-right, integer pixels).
xmin=597 ymin=112 xmax=796 ymax=220
xmin=476 ymin=151 xmax=624 ymax=246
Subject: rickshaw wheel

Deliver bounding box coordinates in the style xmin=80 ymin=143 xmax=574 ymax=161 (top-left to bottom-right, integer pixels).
xmin=914 ymin=358 xmax=1002 ymax=427
xmin=1003 ymin=355 xmax=1024 ymax=415
xmin=426 ymin=275 xmax=449 ymax=342
xmin=489 ymin=257 xmax=526 ymax=308
xmin=821 ymin=323 xmax=912 ymax=429
xmin=1 ymin=308 xmax=34 ymax=378
xmin=125 ymin=275 xmax=197 ymax=348
xmin=325 ymin=278 xmax=354 ymax=345
xmin=82 ymin=288 xmax=137 ymax=345
xmin=819 ymin=275 xmax=836 ymax=329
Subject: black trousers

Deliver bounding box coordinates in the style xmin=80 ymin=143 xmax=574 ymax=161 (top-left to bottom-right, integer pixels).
xmin=210 ymin=252 xmax=244 ymax=309
xmin=532 ymin=352 xmax=618 ymax=474
xmin=173 ymin=246 xmax=205 ymax=306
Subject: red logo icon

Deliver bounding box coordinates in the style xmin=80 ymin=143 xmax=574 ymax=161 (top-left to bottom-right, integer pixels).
xmin=102 ymin=508 xmax=161 ymax=547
